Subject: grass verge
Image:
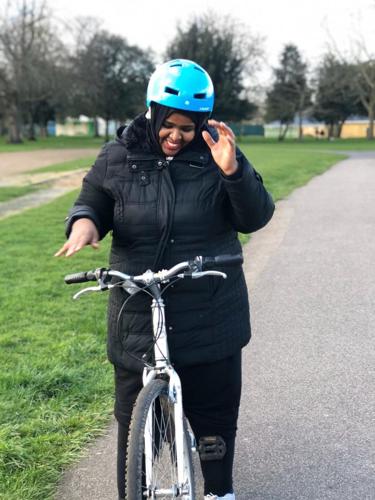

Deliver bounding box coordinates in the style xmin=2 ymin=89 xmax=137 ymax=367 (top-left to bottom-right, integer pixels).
xmin=0 ymin=136 xmax=104 ymax=152
xmin=0 ymin=157 xmax=95 ymax=203
xmin=0 ymin=185 xmax=43 ymax=203
xmin=238 ymin=136 xmax=375 ymax=151
xmin=30 ymin=157 xmax=97 ymax=175
xmin=1 ymin=135 xmax=375 ymax=153
xmin=0 ymin=144 xmax=345 ymax=499
xmin=240 ymin=145 xmax=345 ymax=199
xmin=0 ymin=193 xmax=113 ymax=500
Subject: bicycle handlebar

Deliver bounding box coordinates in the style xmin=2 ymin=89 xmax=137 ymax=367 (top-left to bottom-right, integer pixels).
xmin=64 ymin=270 xmax=97 ymax=284
xmin=64 ymin=254 xmax=243 ymax=291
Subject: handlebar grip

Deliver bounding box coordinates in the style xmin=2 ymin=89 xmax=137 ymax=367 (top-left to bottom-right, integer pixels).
xmin=64 ymin=271 xmax=97 ymax=284
xmin=202 ymin=254 xmax=243 ymax=268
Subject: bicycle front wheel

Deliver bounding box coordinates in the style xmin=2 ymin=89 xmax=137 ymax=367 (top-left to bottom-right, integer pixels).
xmin=126 ymin=378 xmax=195 ymax=499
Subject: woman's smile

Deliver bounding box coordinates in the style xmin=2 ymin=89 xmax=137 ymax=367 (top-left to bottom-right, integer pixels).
xmin=165 ymin=138 xmax=182 ymax=151
xmin=159 ymin=113 xmax=195 ymax=156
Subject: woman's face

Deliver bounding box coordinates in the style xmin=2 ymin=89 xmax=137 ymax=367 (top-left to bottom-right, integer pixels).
xmin=158 ymin=112 xmax=196 ymax=156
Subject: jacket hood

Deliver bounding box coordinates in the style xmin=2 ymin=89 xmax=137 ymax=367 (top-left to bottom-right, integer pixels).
xmin=116 ymin=113 xmax=149 ymax=151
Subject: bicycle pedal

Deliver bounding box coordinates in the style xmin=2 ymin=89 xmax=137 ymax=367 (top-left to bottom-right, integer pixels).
xmin=198 ymin=435 xmax=226 ymax=461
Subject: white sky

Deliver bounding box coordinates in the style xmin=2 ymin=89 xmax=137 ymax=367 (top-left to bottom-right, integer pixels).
xmin=52 ymin=0 xmax=375 ymax=83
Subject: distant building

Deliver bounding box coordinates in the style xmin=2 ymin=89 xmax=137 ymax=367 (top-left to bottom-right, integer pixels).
xmin=55 ymin=116 xmax=94 ymax=136
xmin=265 ymin=116 xmax=374 ymax=139
xmin=303 ymin=117 xmax=374 ymax=139
xmin=340 ymin=118 xmax=375 ymax=139
xmin=53 ymin=116 xmax=118 ymax=137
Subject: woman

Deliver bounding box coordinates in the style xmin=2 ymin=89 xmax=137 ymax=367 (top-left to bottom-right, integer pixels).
xmin=56 ymin=59 xmax=275 ymax=500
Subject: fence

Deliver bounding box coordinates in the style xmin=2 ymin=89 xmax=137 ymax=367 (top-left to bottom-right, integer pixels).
xmin=227 ymin=123 xmax=264 ymax=137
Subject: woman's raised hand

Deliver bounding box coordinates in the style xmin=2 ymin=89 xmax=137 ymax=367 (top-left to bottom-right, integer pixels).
xmin=202 ymin=119 xmax=238 ymax=175
xmin=54 ymin=218 xmax=100 ymax=257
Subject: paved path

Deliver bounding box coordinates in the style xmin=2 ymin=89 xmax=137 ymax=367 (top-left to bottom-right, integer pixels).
xmin=53 ymin=152 xmax=375 ymax=500
xmin=237 ymin=153 xmax=375 ymax=499
xmin=0 ymin=148 xmax=99 ymax=176
xmin=0 ymin=186 xmax=76 ymax=219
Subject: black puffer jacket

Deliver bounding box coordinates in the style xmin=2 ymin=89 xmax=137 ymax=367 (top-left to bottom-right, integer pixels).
xmin=66 ymin=113 xmax=275 ymax=372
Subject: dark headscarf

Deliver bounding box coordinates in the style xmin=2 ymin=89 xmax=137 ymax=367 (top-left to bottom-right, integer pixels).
xmin=145 ymin=102 xmax=209 ymax=155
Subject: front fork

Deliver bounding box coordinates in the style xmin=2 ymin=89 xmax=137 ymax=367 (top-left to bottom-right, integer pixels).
xmin=143 ymin=368 xmax=187 ymax=495
xmin=143 ymin=294 xmax=189 ymax=494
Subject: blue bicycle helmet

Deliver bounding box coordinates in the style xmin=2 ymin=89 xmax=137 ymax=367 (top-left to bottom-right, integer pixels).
xmin=146 ymin=59 xmax=214 ymax=113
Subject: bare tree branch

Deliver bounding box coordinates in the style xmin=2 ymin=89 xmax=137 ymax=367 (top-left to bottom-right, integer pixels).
xmin=323 ymin=6 xmax=375 ymax=139
xmin=0 ymin=0 xmax=62 ymax=142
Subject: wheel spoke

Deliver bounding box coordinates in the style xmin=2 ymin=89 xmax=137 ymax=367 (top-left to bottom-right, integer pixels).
xmin=126 ymin=379 xmax=195 ymax=499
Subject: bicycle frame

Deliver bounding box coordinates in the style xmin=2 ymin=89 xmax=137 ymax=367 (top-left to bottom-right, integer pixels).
xmin=64 ymin=254 xmax=241 ymax=498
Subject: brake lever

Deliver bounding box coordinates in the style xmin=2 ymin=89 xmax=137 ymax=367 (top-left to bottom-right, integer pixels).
xmin=73 ymin=284 xmax=106 ymax=300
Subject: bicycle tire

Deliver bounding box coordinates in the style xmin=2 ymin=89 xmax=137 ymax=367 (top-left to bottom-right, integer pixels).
xmin=126 ymin=378 xmax=195 ymax=499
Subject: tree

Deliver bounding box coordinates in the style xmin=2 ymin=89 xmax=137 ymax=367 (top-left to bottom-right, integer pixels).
xmin=266 ymin=44 xmax=311 ymax=141
xmin=0 ymin=0 xmax=65 ymax=143
xmin=312 ymin=55 xmax=364 ymax=139
xmin=354 ymin=54 xmax=375 ymax=140
xmin=70 ymin=31 xmax=154 ymax=140
xmin=0 ymin=67 xmax=7 ymax=135
xmin=324 ymin=4 xmax=375 ymax=140
xmin=165 ymin=12 xmax=262 ymax=121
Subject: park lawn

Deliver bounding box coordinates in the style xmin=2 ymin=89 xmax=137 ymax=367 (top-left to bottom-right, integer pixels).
xmin=0 ymin=185 xmax=43 ymax=202
xmin=238 ymin=135 xmax=375 ymax=151
xmin=0 ymin=158 xmax=95 ymax=203
xmin=0 ymin=145 xmax=345 ymax=499
xmin=0 ymin=192 xmax=114 ymax=500
xmin=239 ymin=145 xmax=345 ymax=200
xmin=1 ymin=134 xmax=375 ymax=153
xmin=30 ymin=156 xmax=97 ymax=174
xmin=0 ymin=135 xmax=104 ymax=152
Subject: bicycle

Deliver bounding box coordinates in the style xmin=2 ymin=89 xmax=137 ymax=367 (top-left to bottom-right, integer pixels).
xmin=64 ymin=253 xmax=243 ymax=499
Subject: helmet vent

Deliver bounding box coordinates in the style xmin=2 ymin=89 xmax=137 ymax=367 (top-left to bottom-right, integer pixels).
xmin=170 ymin=63 xmax=182 ymax=67
xmin=194 ymin=66 xmax=204 ymax=73
xmin=194 ymin=93 xmax=206 ymax=99
xmin=164 ymin=86 xmax=179 ymax=95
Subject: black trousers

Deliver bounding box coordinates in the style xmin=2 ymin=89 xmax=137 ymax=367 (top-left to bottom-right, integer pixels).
xmin=115 ymin=350 xmax=242 ymax=497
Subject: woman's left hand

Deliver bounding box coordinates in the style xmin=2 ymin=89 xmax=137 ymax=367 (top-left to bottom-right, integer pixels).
xmin=202 ymin=119 xmax=238 ymax=175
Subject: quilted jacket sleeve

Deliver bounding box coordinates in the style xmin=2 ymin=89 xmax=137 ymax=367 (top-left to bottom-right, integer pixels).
xmin=65 ymin=144 xmax=114 ymax=239
xmin=221 ymin=148 xmax=275 ymax=233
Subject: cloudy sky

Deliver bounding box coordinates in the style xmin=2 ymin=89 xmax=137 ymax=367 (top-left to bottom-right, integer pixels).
xmin=52 ymin=0 xmax=375 ymax=82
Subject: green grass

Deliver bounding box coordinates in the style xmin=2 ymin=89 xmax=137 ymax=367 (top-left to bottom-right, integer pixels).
xmin=0 ymin=157 xmax=96 ymax=203
xmin=30 ymin=157 xmax=97 ymax=174
xmin=238 ymin=136 xmax=375 ymax=151
xmin=239 ymin=144 xmax=345 ymax=200
xmin=0 ymin=142 xmax=347 ymax=499
xmin=0 ymin=135 xmax=105 ymax=152
xmin=0 ymin=185 xmax=43 ymax=202
xmin=0 ymin=193 xmax=113 ymax=500
xmin=1 ymin=134 xmax=375 ymax=153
